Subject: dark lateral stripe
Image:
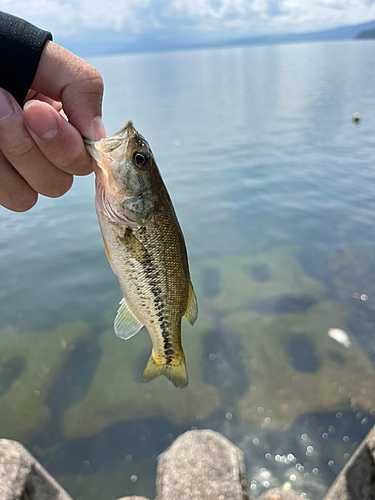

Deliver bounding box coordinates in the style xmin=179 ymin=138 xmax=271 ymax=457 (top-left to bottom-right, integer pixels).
xmin=141 ymin=244 xmax=174 ymax=364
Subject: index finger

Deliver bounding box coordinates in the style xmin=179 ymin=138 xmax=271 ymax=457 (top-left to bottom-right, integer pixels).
xmin=23 ymin=99 xmax=94 ymax=176
xmin=30 ymin=42 xmax=106 ymax=141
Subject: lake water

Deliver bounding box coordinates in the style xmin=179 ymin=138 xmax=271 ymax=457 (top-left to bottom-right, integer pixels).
xmin=1 ymin=39 xmax=375 ymax=499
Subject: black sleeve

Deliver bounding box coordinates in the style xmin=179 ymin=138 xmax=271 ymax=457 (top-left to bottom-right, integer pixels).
xmin=0 ymin=12 xmax=52 ymax=105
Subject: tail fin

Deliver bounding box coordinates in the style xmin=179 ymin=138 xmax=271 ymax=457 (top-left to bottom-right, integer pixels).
xmin=140 ymin=354 xmax=188 ymax=389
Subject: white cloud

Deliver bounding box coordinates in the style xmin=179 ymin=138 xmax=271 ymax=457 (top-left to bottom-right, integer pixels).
xmin=283 ymin=0 xmax=375 ymax=30
xmin=165 ymin=0 xmax=375 ymax=34
xmin=0 ymin=0 xmax=153 ymax=34
xmin=1 ymin=0 xmax=375 ymax=39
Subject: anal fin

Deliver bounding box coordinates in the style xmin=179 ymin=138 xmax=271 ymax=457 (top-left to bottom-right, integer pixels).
xmin=183 ymin=280 xmax=198 ymax=326
xmin=114 ymin=298 xmax=143 ymax=340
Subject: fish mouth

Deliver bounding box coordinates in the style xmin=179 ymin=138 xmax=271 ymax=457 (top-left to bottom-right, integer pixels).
xmin=84 ymin=121 xmax=135 ymax=156
xmin=85 ymin=121 xmax=136 ymax=177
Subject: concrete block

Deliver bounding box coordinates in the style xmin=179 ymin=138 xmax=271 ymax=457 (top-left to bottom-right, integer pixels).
xmin=0 ymin=439 xmax=72 ymax=500
xmin=156 ymin=429 xmax=250 ymax=500
xmin=324 ymin=425 xmax=375 ymax=500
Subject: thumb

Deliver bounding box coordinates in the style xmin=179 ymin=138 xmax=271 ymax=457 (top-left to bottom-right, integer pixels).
xmin=30 ymin=41 xmax=106 ymax=141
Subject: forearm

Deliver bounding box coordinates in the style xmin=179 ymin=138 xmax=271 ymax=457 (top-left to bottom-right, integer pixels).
xmin=0 ymin=12 xmax=52 ymax=105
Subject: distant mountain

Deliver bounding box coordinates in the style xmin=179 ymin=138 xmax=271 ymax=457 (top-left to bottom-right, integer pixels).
xmin=224 ymin=20 xmax=375 ymax=47
xmin=56 ymin=19 xmax=375 ymax=58
xmin=356 ymin=28 xmax=375 ymax=39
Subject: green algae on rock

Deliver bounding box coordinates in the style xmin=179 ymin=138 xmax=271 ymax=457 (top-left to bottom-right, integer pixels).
xmin=60 ymin=305 xmax=219 ymax=439
xmin=329 ymin=244 xmax=375 ymax=307
xmin=0 ymin=322 xmax=91 ymax=441
xmin=191 ymin=246 xmax=327 ymax=315
xmin=222 ymin=302 xmax=375 ymax=430
xmin=329 ymin=244 xmax=375 ymax=366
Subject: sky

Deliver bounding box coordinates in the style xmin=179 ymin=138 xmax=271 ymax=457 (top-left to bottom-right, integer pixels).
xmin=1 ymin=0 xmax=375 ymax=46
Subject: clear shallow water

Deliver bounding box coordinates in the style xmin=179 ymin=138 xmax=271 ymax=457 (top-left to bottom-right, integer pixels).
xmin=1 ymin=40 xmax=375 ymax=499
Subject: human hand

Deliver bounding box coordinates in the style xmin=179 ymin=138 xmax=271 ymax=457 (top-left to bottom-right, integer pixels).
xmin=0 ymin=41 xmax=106 ymax=212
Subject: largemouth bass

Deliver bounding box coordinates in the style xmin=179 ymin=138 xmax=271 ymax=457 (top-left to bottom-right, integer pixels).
xmin=85 ymin=121 xmax=197 ymax=388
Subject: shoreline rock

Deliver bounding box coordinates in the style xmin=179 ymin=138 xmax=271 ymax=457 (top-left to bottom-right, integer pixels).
xmin=156 ymin=429 xmax=250 ymax=500
xmin=324 ymin=425 xmax=375 ymax=500
xmin=0 ymin=438 xmax=73 ymax=500
xmin=2 ymin=426 xmax=375 ymax=499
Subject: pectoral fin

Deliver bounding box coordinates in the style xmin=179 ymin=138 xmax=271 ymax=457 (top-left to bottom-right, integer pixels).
xmin=114 ymin=298 xmax=143 ymax=340
xmin=183 ymin=281 xmax=198 ymax=326
xmin=118 ymin=229 xmax=148 ymax=263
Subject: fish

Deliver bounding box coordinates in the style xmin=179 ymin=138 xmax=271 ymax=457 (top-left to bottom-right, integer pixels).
xmin=85 ymin=121 xmax=197 ymax=388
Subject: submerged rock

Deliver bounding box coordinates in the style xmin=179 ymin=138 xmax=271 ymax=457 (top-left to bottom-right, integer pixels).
xmin=258 ymin=488 xmax=305 ymax=500
xmin=57 ymin=456 xmax=156 ymax=500
xmin=329 ymin=244 xmax=375 ymax=364
xmin=222 ymin=302 xmax=375 ymax=430
xmin=191 ymin=246 xmax=326 ymax=316
xmin=0 ymin=322 xmax=91 ymax=442
xmin=330 ymin=245 xmax=375 ymax=311
xmin=60 ymin=306 xmax=219 ymax=439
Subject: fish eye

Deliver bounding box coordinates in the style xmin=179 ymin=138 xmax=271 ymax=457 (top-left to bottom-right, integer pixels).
xmin=133 ymin=150 xmax=149 ymax=168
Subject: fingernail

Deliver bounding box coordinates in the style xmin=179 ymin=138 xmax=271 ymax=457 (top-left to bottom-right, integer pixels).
xmin=23 ymin=101 xmax=59 ymax=139
xmin=0 ymin=89 xmax=14 ymax=121
xmin=93 ymin=116 xmax=106 ymax=141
